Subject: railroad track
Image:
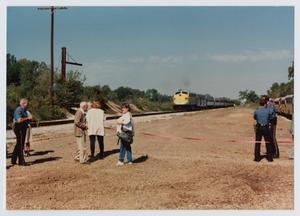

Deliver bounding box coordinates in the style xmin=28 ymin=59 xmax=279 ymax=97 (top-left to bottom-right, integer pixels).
xmin=277 ymin=112 xmax=292 ymax=120
xmin=31 ymin=110 xmax=177 ymax=127
xmin=6 ymin=106 xmax=232 ymax=130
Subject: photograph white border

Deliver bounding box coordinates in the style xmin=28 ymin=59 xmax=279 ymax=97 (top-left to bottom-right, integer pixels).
xmin=0 ymin=0 xmax=298 ymax=215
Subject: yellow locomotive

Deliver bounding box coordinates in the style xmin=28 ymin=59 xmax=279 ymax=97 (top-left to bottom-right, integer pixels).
xmin=173 ymin=89 xmax=234 ymax=110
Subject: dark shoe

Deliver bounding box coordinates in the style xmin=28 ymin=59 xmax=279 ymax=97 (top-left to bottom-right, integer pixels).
xmin=98 ymin=153 xmax=104 ymax=159
xmin=18 ymin=159 xmax=26 ymax=166
xmin=254 ymin=155 xmax=262 ymax=162
xmin=267 ymin=157 xmax=274 ymax=162
xmin=88 ymin=157 xmax=97 ymax=163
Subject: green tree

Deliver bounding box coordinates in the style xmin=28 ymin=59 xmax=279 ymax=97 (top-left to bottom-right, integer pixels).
xmin=54 ymin=70 xmax=85 ymax=108
xmin=7 ymin=53 xmax=21 ymax=85
xmin=6 ymin=84 xmax=22 ymax=126
xmin=18 ymin=59 xmax=42 ymax=99
xmin=267 ymin=82 xmax=280 ymax=98
xmin=288 ymin=61 xmax=294 ymax=80
xmin=6 ymin=53 xmax=176 ymax=124
xmin=267 ymin=81 xmax=293 ymax=98
xmin=6 ymin=54 xmax=67 ymax=124
xmin=145 ymin=89 xmax=159 ymax=101
xmin=101 ymin=85 xmax=112 ymax=96
xmin=239 ymin=89 xmax=259 ymax=104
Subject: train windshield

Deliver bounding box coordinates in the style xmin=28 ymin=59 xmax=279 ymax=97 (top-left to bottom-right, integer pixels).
xmin=175 ymin=91 xmax=188 ymax=95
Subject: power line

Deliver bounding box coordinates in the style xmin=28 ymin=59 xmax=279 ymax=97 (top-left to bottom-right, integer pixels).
xmin=37 ymin=6 xmax=67 ymax=106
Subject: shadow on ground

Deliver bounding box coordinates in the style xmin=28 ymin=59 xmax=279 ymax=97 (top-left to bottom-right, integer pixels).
xmin=88 ymin=149 xmax=120 ymax=163
xmin=133 ymin=154 xmax=148 ymax=163
xmin=28 ymin=157 xmax=62 ymax=165
xmin=103 ymin=149 xmax=120 ymax=158
xmin=6 ymin=156 xmax=62 ymax=168
xmin=30 ymin=150 xmax=54 ymax=156
xmin=6 ymin=149 xmax=53 ymax=159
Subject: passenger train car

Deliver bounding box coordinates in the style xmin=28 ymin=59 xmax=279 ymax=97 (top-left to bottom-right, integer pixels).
xmin=173 ymin=90 xmax=234 ymax=110
xmin=273 ymin=94 xmax=293 ymax=117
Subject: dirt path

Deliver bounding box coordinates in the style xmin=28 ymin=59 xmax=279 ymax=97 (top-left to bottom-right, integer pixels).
xmin=6 ymin=108 xmax=293 ymax=210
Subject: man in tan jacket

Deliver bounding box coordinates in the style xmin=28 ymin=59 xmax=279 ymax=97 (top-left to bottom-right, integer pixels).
xmin=74 ymin=101 xmax=89 ymax=164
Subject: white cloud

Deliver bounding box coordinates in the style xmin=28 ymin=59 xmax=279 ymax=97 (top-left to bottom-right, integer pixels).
xmin=148 ymin=55 xmax=182 ymax=64
xmin=125 ymin=55 xmax=183 ymax=64
xmin=128 ymin=57 xmax=145 ymax=64
xmin=103 ymin=58 xmax=121 ymax=64
xmin=85 ymin=55 xmax=196 ymax=74
xmin=209 ymin=49 xmax=292 ymax=63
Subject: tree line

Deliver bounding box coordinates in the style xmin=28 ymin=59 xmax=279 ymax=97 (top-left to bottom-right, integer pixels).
xmin=7 ymin=53 xmax=242 ymax=125
xmin=6 ymin=54 xmax=172 ymax=125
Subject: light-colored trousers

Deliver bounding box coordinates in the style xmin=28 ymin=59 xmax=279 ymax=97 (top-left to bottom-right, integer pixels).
xmin=25 ymin=125 xmax=32 ymax=144
xmin=74 ymin=135 xmax=88 ymax=163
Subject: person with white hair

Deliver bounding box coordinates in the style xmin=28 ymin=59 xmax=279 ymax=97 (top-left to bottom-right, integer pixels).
xmin=11 ymin=98 xmax=32 ymax=166
xmin=87 ymin=101 xmax=93 ymax=111
xmin=74 ymin=101 xmax=89 ymax=164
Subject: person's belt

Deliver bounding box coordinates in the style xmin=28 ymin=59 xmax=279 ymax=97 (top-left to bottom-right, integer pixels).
xmin=14 ymin=122 xmax=28 ymax=128
xmin=257 ymin=123 xmax=268 ymax=127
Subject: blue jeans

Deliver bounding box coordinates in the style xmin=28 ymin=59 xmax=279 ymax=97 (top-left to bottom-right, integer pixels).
xmin=119 ymin=141 xmax=132 ymax=162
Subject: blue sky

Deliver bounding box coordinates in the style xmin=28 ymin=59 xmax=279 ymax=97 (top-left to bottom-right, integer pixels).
xmin=7 ymin=6 xmax=294 ymax=98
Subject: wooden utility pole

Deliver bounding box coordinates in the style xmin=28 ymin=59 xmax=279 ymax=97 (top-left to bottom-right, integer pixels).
xmin=61 ymin=47 xmax=83 ymax=80
xmin=61 ymin=47 xmax=67 ymax=80
xmin=38 ymin=6 xmax=67 ymax=106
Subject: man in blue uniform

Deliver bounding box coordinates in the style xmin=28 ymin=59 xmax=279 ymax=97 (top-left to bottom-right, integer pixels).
xmin=11 ymin=98 xmax=32 ymax=165
xmin=264 ymin=95 xmax=279 ymax=158
xmin=253 ymin=98 xmax=273 ymax=162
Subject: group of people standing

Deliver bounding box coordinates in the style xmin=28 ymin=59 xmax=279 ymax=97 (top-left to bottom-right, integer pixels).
xmin=10 ymin=95 xmax=292 ymax=167
xmin=73 ymin=101 xmax=134 ymax=166
xmin=10 ymin=98 xmax=135 ymax=167
xmin=253 ymin=95 xmax=283 ymax=162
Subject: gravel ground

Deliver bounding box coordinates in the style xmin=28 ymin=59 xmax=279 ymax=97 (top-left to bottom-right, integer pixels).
xmin=6 ymin=107 xmax=293 ymax=210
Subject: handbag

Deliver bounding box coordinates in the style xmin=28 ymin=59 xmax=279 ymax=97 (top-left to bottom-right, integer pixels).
xmin=117 ymin=127 xmax=133 ymax=144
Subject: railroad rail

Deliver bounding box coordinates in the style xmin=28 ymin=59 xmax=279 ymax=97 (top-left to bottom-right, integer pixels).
xmin=6 ymin=107 xmax=230 ymax=130
xmin=31 ymin=110 xmax=177 ymax=127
